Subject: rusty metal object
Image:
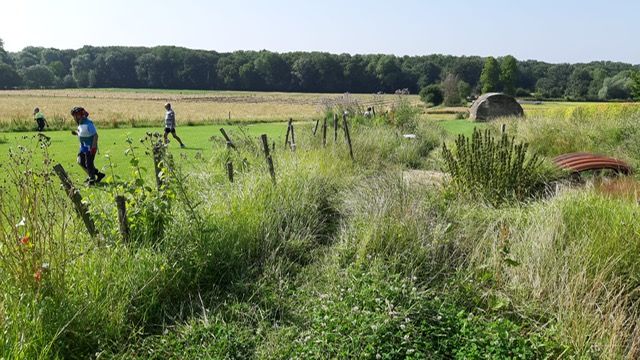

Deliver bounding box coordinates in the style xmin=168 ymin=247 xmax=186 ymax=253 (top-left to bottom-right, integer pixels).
xmin=552 ymin=153 xmax=632 ymax=175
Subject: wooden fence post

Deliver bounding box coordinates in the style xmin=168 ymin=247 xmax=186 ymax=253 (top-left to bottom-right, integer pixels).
xmin=312 ymin=118 xmax=320 ymax=135
xmin=53 ymin=164 xmax=98 ymax=238
xmin=501 ymin=124 xmax=506 ymax=135
xmin=226 ymin=161 xmax=234 ymax=183
xmin=115 ymin=195 xmax=129 ymax=242
xmin=333 ymin=113 xmax=339 ymax=143
xmin=372 ymin=106 xmax=376 ymax=117
xmin=220 ymin=128 xmax=237 ymax=150
xmin=342 ymin=113 xmax=354 ymax=161
xmin=289 ymin=119 xmax=296 ymax=151
xmin=284 ymin=118 xmax=292 ymax=148
xmin=322 ymin=116 xmax=327 ymax=147
xmin=260 ymin=134 xmax=276 ymax=183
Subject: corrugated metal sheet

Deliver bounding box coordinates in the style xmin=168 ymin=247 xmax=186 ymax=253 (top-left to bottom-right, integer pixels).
xmin=552 ymin=153 xmax=632 ymax=175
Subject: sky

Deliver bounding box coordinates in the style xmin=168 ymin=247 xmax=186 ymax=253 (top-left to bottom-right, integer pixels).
xmin=1 ymin=0 xmax=638 ymax=64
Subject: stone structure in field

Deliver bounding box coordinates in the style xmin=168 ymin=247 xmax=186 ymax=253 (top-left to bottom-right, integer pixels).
xmin=469 ymin=93 xmax=524 ymax=121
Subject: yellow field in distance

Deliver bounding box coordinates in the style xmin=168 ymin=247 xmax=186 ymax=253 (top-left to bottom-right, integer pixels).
xmin=0 ymin=89 xmax=419 ymax=128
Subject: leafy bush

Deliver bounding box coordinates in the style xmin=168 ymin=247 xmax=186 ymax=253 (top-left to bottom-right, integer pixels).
xmin=442 ymin=128 xmax=551 ymax=206
xmin=419 ymin=84 xmax=444 ymax=107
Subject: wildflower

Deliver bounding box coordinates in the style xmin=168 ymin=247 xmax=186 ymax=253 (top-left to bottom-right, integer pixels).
xmin=16 ymin=217 xmax=26 ymax=227
xmin=19 ymin=235 xmax=30 ymax=246
xmin=34 ymin=269 xmax=42 ymax=283
xmin=376 ymin=354 xmax=382 ymax=359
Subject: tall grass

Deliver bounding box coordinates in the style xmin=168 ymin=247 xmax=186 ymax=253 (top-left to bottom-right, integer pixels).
xmin=2 ymin=106 xmax=640 ymax=358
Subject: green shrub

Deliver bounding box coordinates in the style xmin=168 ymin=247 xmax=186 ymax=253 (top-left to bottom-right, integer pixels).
xmin=420 ymin=84 xmax=444 ymax=107
xmin=442 ymin=128 xmax=552 ymax=206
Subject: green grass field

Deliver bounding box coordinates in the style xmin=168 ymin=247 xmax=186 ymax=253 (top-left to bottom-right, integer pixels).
xmin=3 ymin=91 xmax=640 ymax=359
xmin=0 ymin=122 xmax=289 ymax=183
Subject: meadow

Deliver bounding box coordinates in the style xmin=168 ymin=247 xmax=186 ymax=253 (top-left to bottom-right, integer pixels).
xmin=1 ymin=91 xmax=640 ymax=359
xmin=0 ymin=89 xmax=418 ymax=131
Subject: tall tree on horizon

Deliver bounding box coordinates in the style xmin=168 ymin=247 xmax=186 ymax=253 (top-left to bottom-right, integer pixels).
xmin=480 ymin=57 xmax=500 ymax=94
xmin=631 ymin=70 xmax=640 ymax=101
xmin=500 ymin=55 xmax=518 ymax=95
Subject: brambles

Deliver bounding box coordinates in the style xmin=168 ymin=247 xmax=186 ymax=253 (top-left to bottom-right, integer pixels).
xmin=442 ymin=128 xmax=549 ymax=205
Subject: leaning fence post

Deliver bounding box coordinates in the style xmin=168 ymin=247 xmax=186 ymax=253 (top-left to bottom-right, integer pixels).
xmin=342 ymin=113 xmax=354 ymax=161
xmin=53 ymin=164 xmax=98 ymax=238
xmin=220 ymin=128 xmax=237 ymax=150
xmin=226 ymin=161 xmax=234 ymax=183
xmin=334 ymin=113 xmax=339 ymax=143
xmin=260 ymin=134 xmax=276 ymax=183
xmin=289 ymin=119 xmax=296 ymax=151
xmin=312 ymin=118 xmax=320 ymax=136
xmin=284 ymin=118 xmax=292 ymax=148
xmin=115 ymin=195 xmax=129 ymax=242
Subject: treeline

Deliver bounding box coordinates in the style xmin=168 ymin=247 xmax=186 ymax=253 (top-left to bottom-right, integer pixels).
xmin=0 ymin=39 xmax=639 ymax=101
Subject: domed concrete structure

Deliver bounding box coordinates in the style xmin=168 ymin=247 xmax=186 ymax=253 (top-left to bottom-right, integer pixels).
xmin=469 ymin=93 xmax=524 ymax=121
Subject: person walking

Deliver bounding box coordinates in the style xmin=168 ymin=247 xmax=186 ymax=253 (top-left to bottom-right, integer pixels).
xmin=163 ymin=103 xmax=185 ymax=148
xmin=33 ymin=107 xmax=48 ymax=131
xmin=70 ymin=107 xmax=105 ymax=185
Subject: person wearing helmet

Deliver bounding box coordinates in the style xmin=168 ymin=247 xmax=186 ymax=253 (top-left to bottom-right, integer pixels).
xmin=33 ymin=107 xmax=48 ymax=131
xmin=163 ymin=103 xmax=185 ymax=148
xmin=70 ymin=107 xmax=105 ymax=185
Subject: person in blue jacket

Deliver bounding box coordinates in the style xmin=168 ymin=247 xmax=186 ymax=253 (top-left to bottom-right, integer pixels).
xmin=70 ymin=107 xmax=105 ymax=185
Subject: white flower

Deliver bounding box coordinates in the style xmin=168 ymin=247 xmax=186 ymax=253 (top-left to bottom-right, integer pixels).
xmin=16 ymin=217 xmax=26 ymax=227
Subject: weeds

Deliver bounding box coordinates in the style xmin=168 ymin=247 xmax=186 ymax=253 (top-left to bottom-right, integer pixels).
xmin=442 ymin=128 xmax=552 ymax=206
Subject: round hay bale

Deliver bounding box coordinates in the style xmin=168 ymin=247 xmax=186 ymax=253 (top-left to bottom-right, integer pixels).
xmin=469 ymin=93 xmax=524 ymax=121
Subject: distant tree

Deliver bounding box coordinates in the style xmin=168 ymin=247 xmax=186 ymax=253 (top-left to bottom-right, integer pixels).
xmin=13 ymin=51 xmax=40 ymax=69
xmin=419 ymin=84 xmax=443 ymax=106
xmin=535 ymin=77 xmax=558 ymax=98
xmin=631 ymin=70 xmax=640 ymax=101
xmin=598 ymin=71 xmax=633 ymax=100
xmin=40 ymin=48 xmax=64 ymax=66
xmin=253 ymin=51 xmax=291 ymax=91
xmin=588 ymin=67 xmax=607 ymax=99
xmin=480 ymin=57 xmax=500 ymax=93
xmin=0 ymin=38 xmax=10 ymax=65
xmin=71 ymin=54 xmax=93 ymax=87
xmin=450 ymin=57 xmax=483 ymax=88
xmin=342 ymin=54 xmax=377 ymax=93
xmin=0 ymin=63 xmax=22 ymax=88
xmin=62 ymin=74 xmax=76 ymax=88
xmin=500 ymin=55 xmax=518 ymax=95
xmin=48 ymin=60 xmax=66 ymax=78
xmin=457 ymin=80 xmax=472 ymax=100
xmin=443 ymin=73 xmax=463 ymax=106
xmin=372 ymin=55 xmax=404 ymax=92
xmin=292 ymin=54 xmax=323 ymax=92
xmin=20 ymin=64 xmax=56 ymax=88
xmin=566 ymin=68 xmax=592 ymax=100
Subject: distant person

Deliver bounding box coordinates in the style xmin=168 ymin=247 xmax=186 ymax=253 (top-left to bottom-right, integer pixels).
xmin=33 ymin=107 xmax=48 ymax=131
xmin=70 ymin=107 xmax=105 ymax=185
xmin=163 ymin=103 xmax=185 ymax=148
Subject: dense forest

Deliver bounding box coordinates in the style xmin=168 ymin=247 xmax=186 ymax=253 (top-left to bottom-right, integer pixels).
xmin=0 ymin=39 xmax=639 ymax=101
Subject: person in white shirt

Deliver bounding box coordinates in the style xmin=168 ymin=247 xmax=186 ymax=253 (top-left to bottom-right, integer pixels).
xmin=163 ymin=103 xmax=185 ymax=148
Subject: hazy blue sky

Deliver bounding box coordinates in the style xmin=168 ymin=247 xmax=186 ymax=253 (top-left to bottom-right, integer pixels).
xmin=2 ymin=0 xmax=638 ymax=64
